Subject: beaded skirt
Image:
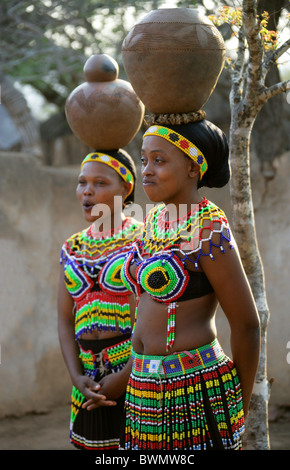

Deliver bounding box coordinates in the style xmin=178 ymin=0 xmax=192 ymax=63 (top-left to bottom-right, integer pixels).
xmin=123 ymin=339 xmax=244 ymax=450
xmin=70 ymin=334 xmax=131 ymax=450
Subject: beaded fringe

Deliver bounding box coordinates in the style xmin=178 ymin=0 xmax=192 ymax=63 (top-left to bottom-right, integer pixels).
xmin=124 ymin=357 xmax=244 ymax=450
xmin=74 ymin=293 xmax=131 ymax=340
xmin=70 ymin=429 xmax=120 ymax=450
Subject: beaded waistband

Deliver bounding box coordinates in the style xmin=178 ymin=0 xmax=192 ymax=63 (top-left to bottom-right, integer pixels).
xmin=131 ymin=339 xmax=226 ymax=378
xmin=79 ymin=335 xmax=132 ymax=377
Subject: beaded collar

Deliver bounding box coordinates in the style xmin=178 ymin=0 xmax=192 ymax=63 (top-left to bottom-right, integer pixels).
xmin=65 ymin=216 xmax=142 ymax=262
xmin=142 ymin=197 xmax=232 ymax=269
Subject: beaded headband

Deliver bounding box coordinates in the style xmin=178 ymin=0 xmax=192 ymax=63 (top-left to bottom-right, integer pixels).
xmin=81 ymin=152 xmax=134 ymax=196
xmin=143 ymin=125 xmax=208 ymax=179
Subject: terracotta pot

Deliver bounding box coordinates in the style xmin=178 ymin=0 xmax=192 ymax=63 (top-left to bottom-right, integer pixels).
xmin=65 ymin=54 xmax=145 ymax=150
xmin=122 ymin=8 xmax=225 ymax=114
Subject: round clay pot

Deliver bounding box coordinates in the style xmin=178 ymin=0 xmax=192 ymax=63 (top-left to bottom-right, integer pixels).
xmin=65 ymin=54 xmax=145 ymax=150
xmin=122 ymin=8 xmax=225 ymax=114
xmin=83 ymin=53 xmax=119 ymax=82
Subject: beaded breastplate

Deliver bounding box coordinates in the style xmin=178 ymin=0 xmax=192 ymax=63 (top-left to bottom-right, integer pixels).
xmin=60 ymin=217 xmax=143 ymax=340
xmin=121 ymin=199 xmax=232 ymax=350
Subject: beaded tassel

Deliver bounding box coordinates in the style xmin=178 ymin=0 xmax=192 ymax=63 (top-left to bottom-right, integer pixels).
xmin=166 ymin=302 xmax=176 ymax=351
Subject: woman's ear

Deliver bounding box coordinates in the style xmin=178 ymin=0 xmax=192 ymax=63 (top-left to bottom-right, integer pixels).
xmin=122 ymin=181 xmax=133 ymax=199
xmin=188 ymin=160 xmax=200 ymax=178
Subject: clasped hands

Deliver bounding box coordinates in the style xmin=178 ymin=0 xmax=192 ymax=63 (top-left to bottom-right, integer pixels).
xmin=75 ymin=373 xmax=122 ymax=411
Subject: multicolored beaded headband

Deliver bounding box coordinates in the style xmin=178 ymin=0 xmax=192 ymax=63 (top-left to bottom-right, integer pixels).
xmin=143 ymin=125 xmax=208 ymax=179
xmin=81 ymin=152 xmax=134 ymax=196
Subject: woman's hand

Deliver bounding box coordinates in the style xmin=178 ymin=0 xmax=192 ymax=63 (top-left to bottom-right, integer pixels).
xmin=81 ymin=357 xmax=133 ymax=411
xmin=99 ymin=372 xmax=127 ymax=401
xmin=81 ymin=374 xmax=124 ymax=411
xmin=74 ymin=375 xmax=117 ymax=411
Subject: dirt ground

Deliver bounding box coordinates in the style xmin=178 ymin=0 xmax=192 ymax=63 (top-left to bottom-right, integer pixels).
xmin=0 ymin=403 xmax=289 ymax=451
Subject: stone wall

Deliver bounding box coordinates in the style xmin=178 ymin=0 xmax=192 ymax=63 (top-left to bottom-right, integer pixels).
xmin=0 ymin=149 xmax=289 ymax=419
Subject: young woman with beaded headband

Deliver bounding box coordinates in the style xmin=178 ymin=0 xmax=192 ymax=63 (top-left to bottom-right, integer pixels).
xmin=120 ymin=113 xmax=261 ymax=451
xmin=57 ymin=148 xmax=143 ymax=450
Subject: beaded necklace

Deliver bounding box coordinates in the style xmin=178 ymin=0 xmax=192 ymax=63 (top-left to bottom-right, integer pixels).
xmin=60 ymin=217 xmax=143 ymax=340
xmin=143 ymin=197 xmax=232 ymax=265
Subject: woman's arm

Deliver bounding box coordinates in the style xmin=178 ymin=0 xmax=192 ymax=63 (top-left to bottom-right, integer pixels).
xmin=199 ymin=236 xmax=260 ymax=419
xmin=57 ymin=264 xmax=116 ymax=407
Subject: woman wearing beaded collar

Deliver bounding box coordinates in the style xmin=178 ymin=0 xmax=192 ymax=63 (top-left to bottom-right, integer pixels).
xmin=57 ymin=149 xmax=143 ymax=450
xmin=121 ymin=117 xmax=261 ymax=450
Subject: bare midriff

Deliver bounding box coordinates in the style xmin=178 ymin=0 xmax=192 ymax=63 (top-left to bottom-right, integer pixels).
xmin=79 ymin=325 xmax=128 ymax=341
xmin=132 ymin=292 xmax=218 ymax=356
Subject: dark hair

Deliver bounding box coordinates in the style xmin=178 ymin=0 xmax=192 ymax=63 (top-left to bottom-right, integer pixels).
xmin=99 ymin=148 xmax=137 ymax=204
xmin=155 ymin=120 xmax=230 ymax=189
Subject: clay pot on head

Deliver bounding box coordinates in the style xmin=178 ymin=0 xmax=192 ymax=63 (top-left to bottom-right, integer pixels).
xmin=65 ymin=54 xmax=145 ymax=150
xmin=122 ymin=8 xmax=225 ymax=114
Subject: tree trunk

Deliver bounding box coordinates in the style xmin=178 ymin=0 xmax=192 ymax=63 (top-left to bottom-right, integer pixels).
xmin=211 ymin=0 xmax=289 ymax=450
xmin=229 ymin=104 xmax=271 ymax=449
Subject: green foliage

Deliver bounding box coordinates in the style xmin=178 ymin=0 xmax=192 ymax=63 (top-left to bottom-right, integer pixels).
xmin=209 ymin=6 xmax=280 ymax=51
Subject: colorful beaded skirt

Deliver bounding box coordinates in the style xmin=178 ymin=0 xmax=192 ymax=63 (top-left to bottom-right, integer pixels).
xmin=123 ymin=339 xmax=244 ymax=450
xmin=70 ymin=334 xmax=131 ymax=450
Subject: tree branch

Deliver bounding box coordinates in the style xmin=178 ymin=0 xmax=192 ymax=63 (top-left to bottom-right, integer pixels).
xmin=243 ymin=0 xmax=264 ymax=93
xmin=260 ymin=79 xmax=290 ymax=101
xmin=262 ymin=38 xmax=290 ymax=76
xmin=230 ymin=27 xmax=246 ymax=104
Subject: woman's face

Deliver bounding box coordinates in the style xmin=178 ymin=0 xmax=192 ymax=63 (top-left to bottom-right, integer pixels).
xmin=76 ymin=161 xmax=130 ymax=223
xmin=141 ymin=135 xmax=199 ymax=205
